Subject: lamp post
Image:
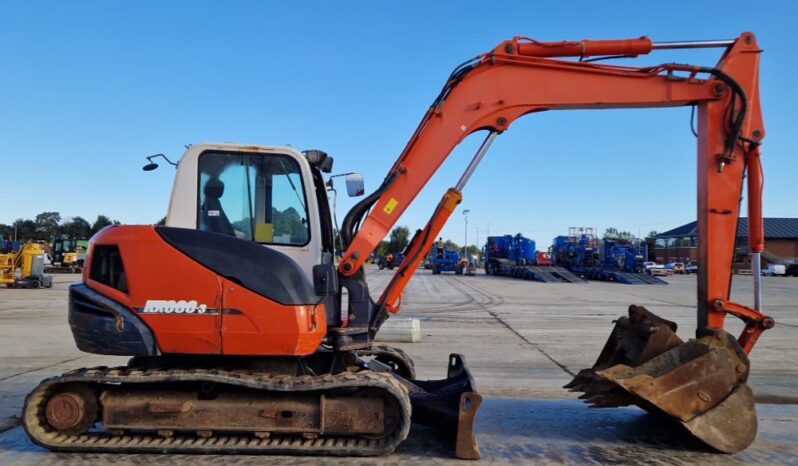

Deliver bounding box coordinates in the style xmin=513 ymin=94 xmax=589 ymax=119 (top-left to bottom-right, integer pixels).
xmin=463 ymin=209 xmax=470 ymax=260
xmin=476 ymin=225 xmax=479 ymax=264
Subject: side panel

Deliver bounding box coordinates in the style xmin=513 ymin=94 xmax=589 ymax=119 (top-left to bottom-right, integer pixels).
xmin=86 ymin=226 xmax=223 ymax=354
xmin=221 ymin=278 xmax=326 ymax=356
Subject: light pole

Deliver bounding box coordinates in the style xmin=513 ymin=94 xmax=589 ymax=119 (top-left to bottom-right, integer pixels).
xmin=463 ymin=209 xmax=470 ymax=260
xmin=476 ymin=225 xmax=479 ymax=264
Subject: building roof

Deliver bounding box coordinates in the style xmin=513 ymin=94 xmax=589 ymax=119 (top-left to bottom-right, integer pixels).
xmin=656 ymin=218 xmax=798 ymax=239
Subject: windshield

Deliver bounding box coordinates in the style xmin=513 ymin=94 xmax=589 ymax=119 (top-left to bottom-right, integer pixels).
xmin=197 ymin=151 xmax=310 ymax=246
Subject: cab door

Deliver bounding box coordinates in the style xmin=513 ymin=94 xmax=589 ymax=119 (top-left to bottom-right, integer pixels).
xmin=195 ymin=149 xmax=321 ymax=279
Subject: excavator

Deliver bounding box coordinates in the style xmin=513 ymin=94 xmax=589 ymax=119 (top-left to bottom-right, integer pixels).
xmin=24 ymin=32 xmax=772 ymax=458
xmin=43 ymin=236 xmax=85 ymax=274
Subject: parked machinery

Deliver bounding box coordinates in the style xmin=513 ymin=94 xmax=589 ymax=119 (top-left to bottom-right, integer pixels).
xmin=551 ymin=227 xmax=600 ymax=271
xmin=484 ymin=233 xmax=583 ymax=283
xmin=598 ymin=239 xmax=666 ymax=284
xmin=551 ymin=228 xmax=665 ymax=284
xmin=44 ymin=235 xmax=86 ymax=274
xmin=428 ymin=239 xmax=464 ymax=274
xmin=377 ymin=252 xmax=404 ymax=270
xmin=0 ymin=242 xmax=53 ymax=289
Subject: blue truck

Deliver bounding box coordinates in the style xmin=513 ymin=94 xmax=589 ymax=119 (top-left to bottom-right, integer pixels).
xmin=484 ymin=233 xmax=583 ymax=283
xmin=377 ymin=252 xmax=404 ymax=270
xmin=427 ymin=241 xmax=464 ymax=275
xmin=550 ymin=228 xmax=665 ymax=285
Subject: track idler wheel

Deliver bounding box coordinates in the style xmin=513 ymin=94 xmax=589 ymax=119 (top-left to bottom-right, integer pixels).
xmin=44 ymin=385 xmax=98 ymax=435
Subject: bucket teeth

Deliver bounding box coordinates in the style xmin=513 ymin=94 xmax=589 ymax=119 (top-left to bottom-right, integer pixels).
xmin=564 ymin=304 xmax=683 ymax=403
xmin=569 ymin=306 xmax=758 ymax=454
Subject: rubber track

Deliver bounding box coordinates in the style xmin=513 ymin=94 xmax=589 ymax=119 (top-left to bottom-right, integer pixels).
xmin=23 ymin=366 xmax=411 ymax=456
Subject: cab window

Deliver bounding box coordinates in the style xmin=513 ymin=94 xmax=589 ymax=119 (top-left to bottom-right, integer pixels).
xmin=197 ymin=151 xmax=310 ymax=246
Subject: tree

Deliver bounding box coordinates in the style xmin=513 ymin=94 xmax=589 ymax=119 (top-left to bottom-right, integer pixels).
xmin=645 ymin=230 xmax=659 ymax=261
xmin=0 ymin=224 xmax=12 ymax=241
xmin=442 ymin=239 xmax=460 ymax=251
xmin=273 ymin=207 xmax=307 ymax=243
xmin=12 ymin=218 xmax=37 ymax=241
xmin=387 ymin=226 xmax=410 ymax=253
xmin=61 ymin=216 xmax=92 ymax=239
xmin=603 ymin=227 xmax=636 ymax=244
xmin=464 ymin=244 xmax=480 ymax=257
xmin=375 ymin=240 xmax=390 ymax=258
xmin=91 ymin=215 xmax=119 ymax=235
xmin=35 ymin=211 xmax=61 ymax=239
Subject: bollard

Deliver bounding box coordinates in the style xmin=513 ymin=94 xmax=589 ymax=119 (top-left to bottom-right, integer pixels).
xmin=375 ymin=317 xmax=422 ymax=343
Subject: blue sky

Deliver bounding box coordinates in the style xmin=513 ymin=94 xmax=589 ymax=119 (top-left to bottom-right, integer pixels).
xmin=2 ymin=1 xmax=796 ymax=248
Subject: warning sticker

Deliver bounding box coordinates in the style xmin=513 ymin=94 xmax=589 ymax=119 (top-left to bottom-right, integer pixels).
xmin=383 ymin=198 xmax=399 ymax=215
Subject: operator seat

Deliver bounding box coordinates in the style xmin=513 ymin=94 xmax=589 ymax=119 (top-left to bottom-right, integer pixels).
xmin=201 ymin=178 xmax=235 ymax=236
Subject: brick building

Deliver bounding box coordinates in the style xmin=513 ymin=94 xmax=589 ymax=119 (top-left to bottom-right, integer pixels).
xmin=654 ymin=218 xmax=798 ymax=268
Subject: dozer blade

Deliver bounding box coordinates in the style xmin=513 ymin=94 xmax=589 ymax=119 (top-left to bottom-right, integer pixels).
xmin=564 ymin=305 xmax=683 ymax=406
xmin=397 ymin=354 xmax=482 ymax=460
xmin=595 ymin=329 xmax=756 ymax=453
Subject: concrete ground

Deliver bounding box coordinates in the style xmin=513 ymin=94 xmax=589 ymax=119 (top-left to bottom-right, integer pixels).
xmin=1 ymin=269 xmax=796 ymax=464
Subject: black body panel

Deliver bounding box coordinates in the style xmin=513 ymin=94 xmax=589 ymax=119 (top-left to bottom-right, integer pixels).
xmin=156 ymin=227 xmax=316 ymax=306
xmin=69 ymin=283 xmax=158 ymax=356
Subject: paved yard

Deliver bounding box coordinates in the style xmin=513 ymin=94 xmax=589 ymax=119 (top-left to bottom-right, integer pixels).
xmin=1 ymin=269 xmax=796 ymax=464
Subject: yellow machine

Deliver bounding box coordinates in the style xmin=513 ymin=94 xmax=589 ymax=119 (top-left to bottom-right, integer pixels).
xmin=43 ymin=237 xmax=85 ymax=273
xmin=0 ymin=243 xmax=53 ymax=289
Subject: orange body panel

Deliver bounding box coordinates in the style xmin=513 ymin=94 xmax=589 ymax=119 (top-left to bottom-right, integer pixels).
xmin=221 ymin=277 xmax=325 ymax=356
xmin=86 ymin=226 xmax=325 ymax=357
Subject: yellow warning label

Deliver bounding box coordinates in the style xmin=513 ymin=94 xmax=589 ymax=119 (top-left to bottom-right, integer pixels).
xmin=383 ymin=198 xmax=399 ymax=215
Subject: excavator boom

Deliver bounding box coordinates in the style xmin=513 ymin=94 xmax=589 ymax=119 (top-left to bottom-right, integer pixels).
xmin=337 ymin=32 xmax=771 ymax=452
xmin=338 ymin=32 xmax=770 ymax=351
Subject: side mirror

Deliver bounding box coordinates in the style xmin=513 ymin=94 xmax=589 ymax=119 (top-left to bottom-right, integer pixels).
xmin=345 ymin=173 xmax=365 ymax=197
xmin=142 ymin=153 xmax=178 ymax=171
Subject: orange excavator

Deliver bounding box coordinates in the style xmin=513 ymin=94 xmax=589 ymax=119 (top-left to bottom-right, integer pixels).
xmin=24 ymin=32 xmax=771 ymax=458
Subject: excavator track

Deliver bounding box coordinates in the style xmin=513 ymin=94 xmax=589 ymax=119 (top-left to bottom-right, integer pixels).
xmin=23 ymin=366 xmax=412 ymax=456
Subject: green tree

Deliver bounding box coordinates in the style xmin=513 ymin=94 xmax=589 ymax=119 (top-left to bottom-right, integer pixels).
xmin=442 ymin=239 xmax=460 ymax=251
xmin=603 ymin=227 xmax=636 ymax=244
xmin=464 ymin=244 xmax=480 ymax=257
xmin=61 ymin=216 xmax=92 ymax=239
xmin=387 ymin=226 xmax=410 ymax=253
xmin=645 ymin=230 xmax=659 ymax=260
xmin=375 ymin=240 xmax=390 ymax=258
xmin=0 ymin=224 xmax=12 ymax=241
xmin=91 ymin=215 xmax=119 ymax=235
xmin=12 ymin=218 xmax=37 ymax=241
xmin=35 ymin=211 xmax=61 ymax=239
xmin=273 ymin=207 xmax=307 ymax=243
